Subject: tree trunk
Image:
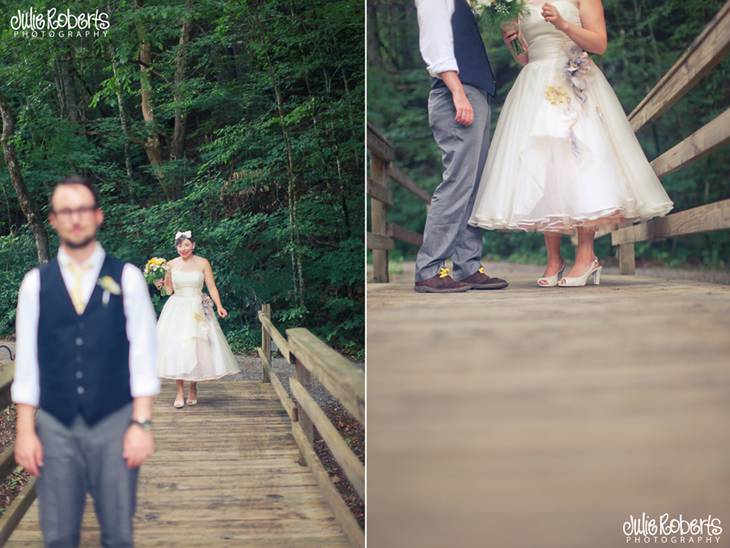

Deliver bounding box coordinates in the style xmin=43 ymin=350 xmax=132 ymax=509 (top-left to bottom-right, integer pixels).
xmin=108 ymin=44 xmax=135 ymax=202
xmin=263 ymin=49 xmax=305 ymax=309
xmin=171 ymin=0 xmax=193 ymax=163
xmin=0 ymin=94 xmax=50 ymax=263
xmin=134 ymin=0 xmax=166 ymax=191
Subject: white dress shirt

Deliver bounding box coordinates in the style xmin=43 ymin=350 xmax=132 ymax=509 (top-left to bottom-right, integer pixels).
xmin=11 ymin=243 xmax=160 ymax=406
xmin=415 ymin=0 xmax=459 ymax=78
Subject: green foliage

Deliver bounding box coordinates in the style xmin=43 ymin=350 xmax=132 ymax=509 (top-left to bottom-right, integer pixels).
xmin=368 ymin=0 xmax=729 ymax=270
xmin=0 ymin=0 xmax=364 ymax=359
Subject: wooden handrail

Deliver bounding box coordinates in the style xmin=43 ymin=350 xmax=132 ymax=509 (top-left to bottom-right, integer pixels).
xmin=257 ymin=306 xmax=364 ymax=548
xmin=287 ymin=328 xmax=365 ymax=424
xmin=650 ymin=107 xmax=730 ymax=179
xmin=628 ymin=0 xmax=730 ymax=132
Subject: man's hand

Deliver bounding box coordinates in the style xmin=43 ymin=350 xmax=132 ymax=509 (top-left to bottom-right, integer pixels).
xmin=123 ymin=426 xmax=154 ymax=469
xmin=439 ymin=71 xmax=474 ymax=127
xmin=452 ymin=91 xmax=474 ymax=126
xmin=15 ymin=430 xmax=44 ymax=477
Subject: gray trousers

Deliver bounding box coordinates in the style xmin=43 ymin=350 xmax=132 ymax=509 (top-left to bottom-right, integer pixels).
xmin=36 ymin=403 xmax=138 ymax=548
xmin=415 ymin=84 xmax=492 ymax=281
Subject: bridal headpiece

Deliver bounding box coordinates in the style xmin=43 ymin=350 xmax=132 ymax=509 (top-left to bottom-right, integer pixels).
xmin=175 ymin=230 xmax=192 ymax=241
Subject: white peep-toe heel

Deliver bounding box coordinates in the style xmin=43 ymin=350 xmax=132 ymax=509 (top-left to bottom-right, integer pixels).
xmin=558 ymin=258 xmax=602 ymax=287
xmin=537 ymin=260 xmax=566 ymax=288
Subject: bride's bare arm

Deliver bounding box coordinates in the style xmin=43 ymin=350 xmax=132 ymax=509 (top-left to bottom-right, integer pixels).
xmin=202 ymin=258 xmax=228 ymax=318
xmin=161 ymin=268 xmax=173 ymax=295
xmin=542 ymin=0 xmax=607 ymax=55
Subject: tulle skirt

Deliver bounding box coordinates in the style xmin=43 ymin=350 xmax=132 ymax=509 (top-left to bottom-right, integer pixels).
xmin=468 ymin=54 xmax=673 ymax=233
xmin=156 ymin=293 xmax=240 ymax=381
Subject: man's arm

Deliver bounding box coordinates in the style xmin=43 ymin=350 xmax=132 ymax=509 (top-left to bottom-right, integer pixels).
xmin=12 ymin=270 xmax=44 ymax=477
xmin=415 ymin=0 xmax=474 ymax=126
xmin=122 ymin=265 xmax=160 ymax=468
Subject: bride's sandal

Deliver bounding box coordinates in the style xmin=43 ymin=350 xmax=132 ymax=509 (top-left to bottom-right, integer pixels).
xmin=186 ymin=398 xmax=198 ymax=406
xmin=173 ymin=397 xmax=185 ymax=409
xmin=537 ymin=260 xmax=565 ymax=287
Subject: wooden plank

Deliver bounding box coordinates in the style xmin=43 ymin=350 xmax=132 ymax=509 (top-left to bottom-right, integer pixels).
xmin=0 ymin=444 xmax=16 ymax=481
xmin=291 ymin=422 xmax=364 ymax=548
xmin=367 ymin=177 xmax=393 ymax=206
xmin=387 ymin=163 xmax=432 ymax=205
xmin=618 ymin=243 xmax=636 ymax=275
xmin=290 ymin=378 xmax=364 ymax=499
xmin=650 ymin=107 xmax=730 ymax=178
xmin=294 ymin=356 xmax=316 ymax=450
xmin=8 ymin=379 xmax=350 ymax=546
xmin=260 ymin=304 xmax=272 ymax=383
xmin=628 ymin=0 xmax=730 ymax=132
xmin=0 ymin=361 xmax=14 ymax=411
xmin=370 ymin=156 xmax=390 ymax=282
xmin=0 ymin=478 xmax=36 ymax=545
xmin=367 ymin=123 xmax=394 ymax=162
xmin=256 ymin=346 xmax=296 ymax=421
xmin=611 ymin=199 xmax=730 ymax=245
xmin=387 ymin=222 xmax=423 ymax=247
xmin=257 ymin=312 xmax=291 ymax=363
xmin=287 ymin=329 xmax=364 ymax=425
xmin=367 ymin=232 xmax=394 ymax=251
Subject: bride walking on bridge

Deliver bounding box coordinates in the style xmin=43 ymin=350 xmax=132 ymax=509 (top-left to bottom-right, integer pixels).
xmin=155 ymin=231 xmax=239 ymax=407
xmin=468 ymin=0 xmax=673 ymax=286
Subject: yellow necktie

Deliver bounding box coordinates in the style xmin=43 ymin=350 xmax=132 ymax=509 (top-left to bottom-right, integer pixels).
xmin=68 ymin=262 xmax=92 ymax=314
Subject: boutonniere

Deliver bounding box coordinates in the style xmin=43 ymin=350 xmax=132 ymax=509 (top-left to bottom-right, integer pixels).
xmin=98 ymin=276 xmax=121 ymax=306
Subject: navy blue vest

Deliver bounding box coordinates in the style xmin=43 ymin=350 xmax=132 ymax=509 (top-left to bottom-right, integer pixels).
xmin=37 ymin=255 xmax=132 ymax=427
xmin=433 ymin=0 xmax=497 ymax=97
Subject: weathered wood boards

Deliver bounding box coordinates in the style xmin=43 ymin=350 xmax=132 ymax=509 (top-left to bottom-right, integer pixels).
xmin=367 ymin=263 xmax=730 ymax=548
xmin=7 ymin=381 xmax=349 ymax=547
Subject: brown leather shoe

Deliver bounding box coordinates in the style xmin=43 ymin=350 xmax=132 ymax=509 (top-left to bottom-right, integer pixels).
xmin=415 ymin=267 xmax=472 ymax=293
xmin=460 ymin=266 xmax=509 ymax=290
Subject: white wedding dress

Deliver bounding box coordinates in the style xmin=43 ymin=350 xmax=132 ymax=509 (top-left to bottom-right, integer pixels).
xmin=469 ymin=0 xmax=673 ymax=233
xmin=157 ymin=269 xmax=239 ymax=381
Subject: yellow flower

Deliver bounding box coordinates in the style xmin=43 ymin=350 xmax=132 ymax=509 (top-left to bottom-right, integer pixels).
xmin=98 ymin=276 xmax=121 ymax=295
xmin=545 ymin=85 xmax=570 ymax=105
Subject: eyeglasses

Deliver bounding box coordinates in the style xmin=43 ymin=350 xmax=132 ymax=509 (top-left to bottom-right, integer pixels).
xmin=51 ymin=205 xmax=98 ymax=220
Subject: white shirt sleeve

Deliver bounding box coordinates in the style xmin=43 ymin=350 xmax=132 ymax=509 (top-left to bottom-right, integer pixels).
xmin=11 ymin=269 xmax=40 ymax=406
xmin=122 ymin=264 xmax=161 ymax=398
xmin=415 ymin=0 xmax=459 ymax=78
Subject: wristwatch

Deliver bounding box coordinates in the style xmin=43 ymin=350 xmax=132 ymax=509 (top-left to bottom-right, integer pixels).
xmin=130 ymin=418 xmax=153 ymax=431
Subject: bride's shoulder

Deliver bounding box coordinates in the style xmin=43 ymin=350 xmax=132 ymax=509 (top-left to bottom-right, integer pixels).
xmin=195 ymin=256 xmax=211 ymax=268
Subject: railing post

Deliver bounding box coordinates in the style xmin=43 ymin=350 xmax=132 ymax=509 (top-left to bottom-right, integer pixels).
xmin=261 ymin=304 xmax=271 ymax=383
xmin=618 ymin=243 xmax=636 ymax=275
xmin=370 ymin=155 xmax=389 ymax=282
xmin=293 ymin=353 xmax=317 ymax=466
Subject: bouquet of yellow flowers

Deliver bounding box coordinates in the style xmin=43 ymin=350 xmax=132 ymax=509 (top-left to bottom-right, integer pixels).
xmin=143 ymin=257 xmax=168 ymax=291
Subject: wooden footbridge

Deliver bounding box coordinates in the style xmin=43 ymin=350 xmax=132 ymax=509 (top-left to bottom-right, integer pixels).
xmin=0 ymin=309 xmax=364 ymax=547
xmin=367 ymin=4 xmax=730 ymax=547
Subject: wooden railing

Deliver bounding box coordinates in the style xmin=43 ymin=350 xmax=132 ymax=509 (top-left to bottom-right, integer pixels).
xmin=0 ymin=360 xmax=37 ymax=545
xmin=602 ymin=0 xmax=730 ymax=274
xmin=367 ymin=122 xmax=431 ymax=282
xmin=257 ymin=305 xmax=365 ymax=548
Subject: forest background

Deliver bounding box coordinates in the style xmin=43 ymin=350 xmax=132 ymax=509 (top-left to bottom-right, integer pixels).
xmin=368 ymin=0 xmax=729 ymax=270
xmin=0 ymin=0 xmax=365 ymax=358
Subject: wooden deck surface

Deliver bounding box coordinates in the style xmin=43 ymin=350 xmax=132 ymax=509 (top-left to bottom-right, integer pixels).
xmin=367 ymin=262 xmax=730 ymax=548
xmin=7 ymin=380 xmax=348 ymax=547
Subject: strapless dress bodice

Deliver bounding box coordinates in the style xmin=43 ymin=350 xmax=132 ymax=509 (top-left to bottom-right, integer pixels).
xmin=171 ymin=269 xmax=204 ymax=297
xmin=521 ymin=0 xmax=581 ymax=63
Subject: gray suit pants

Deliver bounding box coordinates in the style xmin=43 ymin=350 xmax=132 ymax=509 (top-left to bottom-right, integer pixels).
xmin=35 ymin=403 xmax=138 ymax=548
xmin=415 ymin=84 xmax=492 ymax=281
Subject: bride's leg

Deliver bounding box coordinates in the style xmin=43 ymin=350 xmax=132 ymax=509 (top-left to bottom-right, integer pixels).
xmin=543 ymin=232 xmax=564 ymax=276
xmin=188 ymin=382 xmax=197 ymax=402
xmin=565 ymin=226 xmax=597 ymax=277
xmin=174 ymin=380 xmax=185 ymax=407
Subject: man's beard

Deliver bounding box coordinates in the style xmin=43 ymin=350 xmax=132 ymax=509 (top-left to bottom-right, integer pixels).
xmin=61 ymin=234 xmax=96 ymax=249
